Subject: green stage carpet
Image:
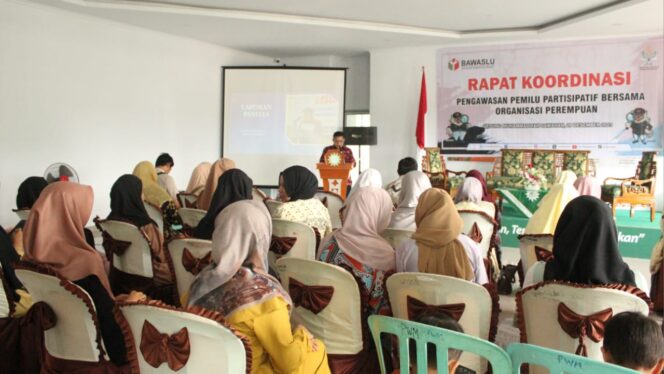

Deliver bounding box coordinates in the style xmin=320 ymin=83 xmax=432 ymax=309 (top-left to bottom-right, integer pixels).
xmin=500 ymin=208 xmax=661 ymax=259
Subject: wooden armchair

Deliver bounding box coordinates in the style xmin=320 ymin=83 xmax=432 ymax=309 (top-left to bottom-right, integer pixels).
xmin=601 ymin=151 xmax=657 ymax=222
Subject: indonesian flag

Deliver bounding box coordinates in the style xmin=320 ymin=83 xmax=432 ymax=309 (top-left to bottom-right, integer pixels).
xmin=416 ymin=68 xmax=427 ymax=149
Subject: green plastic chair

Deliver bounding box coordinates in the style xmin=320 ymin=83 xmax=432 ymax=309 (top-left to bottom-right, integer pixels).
xmin=507 ymin=343 xmax=639 ymax=374
xmin=368 ymin=315 xmax=511 ymax=374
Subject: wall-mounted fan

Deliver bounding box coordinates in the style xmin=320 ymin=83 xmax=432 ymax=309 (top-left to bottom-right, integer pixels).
xmin=44 ymin=163 xmax=79 ymax=183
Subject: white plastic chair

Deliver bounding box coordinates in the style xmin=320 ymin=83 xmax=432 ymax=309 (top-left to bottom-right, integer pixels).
xmin=264 ymin=200 xmax=283 ymax=216
xmin=178 ymin=208 xmax=206 ymax=229
xmin=177 ymin=193 xmax=198 ymax=209
xmin=517 ymin=282 xmax=649 ymax=373
xmin=97 ymin=220 xmax=154 ymax=278
xmin=458 ymin=210 xmax=497 ymax=258
xmin=166 ymin=238 xmax=213 ymax=301
xmin=252 ymin=187 xmax=268 ymax=201
xmin=387 ymin=272 xmax=494 ymax=373
xmin=15 ymin=268 xmax=108 ymax=362
xmin=119 ymin=302 xmax=246 ymax=373
xmin=381 ymin=228 xmax=413 ymax=249
xmin=0 ymin=266 xmax=12 ymax=318
xmin=276 ymin=258 xmax=364 ymax=356
xmin=269 ymin=219 xmax=316 ymax=270
xmin=144 ymin=202 xmax=164 ymax=233
xmin=13 ymin=209 xmax=30 ymax=221
xmin=519 ymin=234 xmax=554 ymax=275
xmin=315 ymin=191 xmax=344 ymax=229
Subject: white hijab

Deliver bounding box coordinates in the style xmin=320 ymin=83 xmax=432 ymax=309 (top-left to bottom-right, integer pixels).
xmin=348 ymin=168 xmax=382 ymax=199
xmin=389 ymin=171 xmax=431 ymax=230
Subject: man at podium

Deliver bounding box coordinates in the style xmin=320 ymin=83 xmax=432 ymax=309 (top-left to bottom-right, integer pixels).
xmin=319 ymin=131 xmax=356 ymax=194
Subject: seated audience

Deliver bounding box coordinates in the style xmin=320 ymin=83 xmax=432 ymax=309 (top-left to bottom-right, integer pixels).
xmin=465 ymin=169 xmax=493 ymax=202
xmin=524 ymin=171 xmax=579 ymax=235
xmin=454 ymin=176 xmax=497 ymax=219
xmin=396 ymin=188 xmax=488 ymax=284
xmin=602 ymin=312 xmax=664 ymax=373
xmin=22 ymin=182 xmax=145 ymax=366
xmin=187 ymin=200 xmax=330 ymax=374
xmin=11 ymin=176 xmax=48 ymax=255
xmin=649 ymin=216 xmax=664 ymax=311
xmin=573 ymin=175 xmax=601 ymax=198
xmin=193 ymin=169 xmax=253 ymax=240
xmin=524 ymin=196 xmax=644 ymax=289
xmin=318 ymin=187 xmax=395 ymax=316
xmin=155 ymin=153 xmax=179 ymax=203
xmin=273 ymin=165 xmax=332 ymax=237
xmin=0 ymin=226 xmax=32 ymax=316
xmin=106 ymin=174 xmax=174 ymax=296
xmin=197 ymin=158 xmax=236 ymax=211
xmin=348 ymin=168 xmax=383 ymax=199
xmin=389 ymin=171 xmax=431 ymax=230
xmin=133 ymin=160 xmax=182 ymax=239
xmin=185 ymin=161 xmax=212 ymax=198
xmin=402 ymin=311 xmax=464 ymax=374
xmin=386 ymin=157 xmax=419 ymax=206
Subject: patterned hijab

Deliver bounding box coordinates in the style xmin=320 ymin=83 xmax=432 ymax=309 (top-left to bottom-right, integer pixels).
xmin=132 ymin=161 xmax=173 ymax=208
xmin=197 ymin=158 xmax=236 ymax=210
xmin=23 ymin=182 xmax=112 ymax=294
xmin=389 ymin=171 xmax=431 ymax=230
xmin=413 ymin=188 xmax=474 ymax=281
xmin=185 ymin=162 xmax=212 ymax=196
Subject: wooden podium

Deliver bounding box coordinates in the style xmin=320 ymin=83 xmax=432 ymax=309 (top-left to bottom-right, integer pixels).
xmin=317 ymin=150 xmax=352 ymax=200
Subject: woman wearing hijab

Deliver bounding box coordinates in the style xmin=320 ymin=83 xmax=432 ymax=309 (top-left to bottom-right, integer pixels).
xmin=188 ymin=200 xmax=330 ymax=374
xmin=347 ymin=168 xmax=382 ymax=199
xmin=0 ymin=226 xmax=32 ymax=317
xmin=273 ymin=165 xmax=332 ymax=237
xmin=185 ymin=162 xmax=212 ymax=197
xmin=466 ymin=169 xmax=493 ymax=202
xmin=573 ymin=175 xmax=601 ymax=198
xmin=133 ymin=161 xmax=182 ymax=239
xmin=396 ymin=188 xmax=488 ymax=284
xmin=22 ymin=182 xmax=145 ymax=366
xmin=524 ymin=171 xmax=579 ymax=235
xmin=11 ymin=177 xmax=49 ymax=255
xmin=106 ymin=174 xmax=174 ymax=295
xmin=454 ymin=177 xmax=497 ymax=219
xmin=388 ymin=171 xmax=431 ymax=230
xmin=524 ymin=196 xmax=644 ymax=290
xmin=197 ymin=158 xmax=236 ymax=211
xmin=318 ymin=187 xmax=395 ymax=316
xmin=650 ymin=216 xmax=664 ymax=311
xmin=193 ymin=169 xmax=253 ymax=240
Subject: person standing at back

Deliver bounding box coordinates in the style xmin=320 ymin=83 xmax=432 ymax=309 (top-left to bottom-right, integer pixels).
xmin=319 ymin=131 xmax=356 ymax=196
xmin=155 ymin=153 xmax=179 ymax=203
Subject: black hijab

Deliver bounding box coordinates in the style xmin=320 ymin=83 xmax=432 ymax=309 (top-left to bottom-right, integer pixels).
xmin=107 ymin=174 xmax=155 ymax=227
xmin=543 ymin=196 xmax=636 ymax=286
xmin=280 ymin=166 xmax=318 ymax=201
xmin=16 ymin=176 xmax=48 ymax=210
xmin=0 ymin=226 xmax=23 ymax=301
xmin=194 ymin=169 xmax=253 ymax=240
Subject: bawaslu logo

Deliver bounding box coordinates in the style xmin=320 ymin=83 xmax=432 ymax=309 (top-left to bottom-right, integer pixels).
xmin=448 ymin=57 xmax=495 ymax=71
xmin=640 ymin=45 xmax=658 ymax=70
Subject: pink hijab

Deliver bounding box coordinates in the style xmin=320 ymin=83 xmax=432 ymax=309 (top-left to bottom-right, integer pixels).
xmin=574 ymin=176 xmax=601 ymax=199
xmin=332 ymin=187 xmax=395 ymax=271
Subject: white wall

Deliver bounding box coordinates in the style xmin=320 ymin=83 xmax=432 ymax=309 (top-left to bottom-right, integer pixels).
xmin=369 ymin=43 xmax=663 ymax=210
xmin=0 ymin=0 xmax=272 ymax=227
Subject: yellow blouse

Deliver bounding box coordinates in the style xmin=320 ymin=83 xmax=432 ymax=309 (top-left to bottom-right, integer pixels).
xmin=228 ymin=296 xmax=330 ymax=374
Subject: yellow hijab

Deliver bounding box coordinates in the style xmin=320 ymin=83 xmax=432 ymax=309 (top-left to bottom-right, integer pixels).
xmin=525 ymin=171 xmax=579 ymax=235
xmin=413 ymin=188 xmax=474 ymax=281
xmin=132 ymin=161 xmax=173 ymax=208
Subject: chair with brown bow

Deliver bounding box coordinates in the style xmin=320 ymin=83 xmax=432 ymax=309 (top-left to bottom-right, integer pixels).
xmin=315 ymin=191 xmax=344 ymax=229
xmin=386 ymin=272 xmax=497 ymax=374
xmin=276 ymin=258 xmax=368 ymax=373
xmin=167 ymin=238 xmax=213 ymax=303
xmin=117 ymin=300 xmax=249 ymax=373
xmin=518 ymin=234 xmax=554 ymax=279
xmin=602 ymin=151 xmax=657 ymax=222
xmin=176 ymin=193 xmax=198 ymax=209
xmin=144 ymin=202 xmax=165 ymax=233
xmin=380 ymin=228 xmax=414 ymax=249
xmin=15 ymin=265 xmax=122 ymax=371
xmin=458 ymin=210 xmax=500 ymax=282
xmin=177 ymin=208 xmax=206 ymax=230
xmin=516 ymin=281 xmax=650 ymax=373
xmin=269 ymin=219 xmax=317 ymax=271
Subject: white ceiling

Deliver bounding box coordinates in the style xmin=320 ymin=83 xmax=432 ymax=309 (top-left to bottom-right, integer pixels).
xmin=27 ymin=0 xmax=664 ymax=56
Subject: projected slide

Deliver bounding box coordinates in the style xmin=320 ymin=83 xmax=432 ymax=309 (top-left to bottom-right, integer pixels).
xmin=223 ymin=68 xmax=346 ymax=185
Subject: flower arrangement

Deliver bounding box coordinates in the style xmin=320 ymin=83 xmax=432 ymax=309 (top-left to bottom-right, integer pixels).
xmin=521 ymin=164 xmax=548 ymax=190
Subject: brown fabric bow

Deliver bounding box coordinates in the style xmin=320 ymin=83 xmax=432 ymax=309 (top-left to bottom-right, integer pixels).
xmin=102 ymin=232 xmax=131 ymax=256
xmin=557 ymin=302 xmax=613 ymax=357
xmin=468 ymin=222 xmax=483 ymax=244
xmin=406 ymin=295 xmax=466 ymax=322
xmin=181 ymin=248 xmax=212 ymax=276
xmin=270 ymin=235 xmax=297 ymax=256
xmin=289 ymin=278 xmax=334 ymax=315
xmin=140 ymin=320 xmax=190 ymax=371
xmin=313 ymin=227 xmax=322 ymax=251
xmin=535 ymin=246 xmax=554 ymax=262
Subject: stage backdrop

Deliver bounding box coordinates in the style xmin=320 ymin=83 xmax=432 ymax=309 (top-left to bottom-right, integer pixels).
xmin=437 ymin=37 xmax=663 ymax=154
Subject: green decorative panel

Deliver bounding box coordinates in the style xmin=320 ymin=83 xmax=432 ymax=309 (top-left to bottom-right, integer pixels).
xmin=532 ymin=152 xmax=555 ymax=182
xmin=501 ymin=150 xmax=523 ymax=177
xmin=563 ymin=152 xmax=588 ymax=177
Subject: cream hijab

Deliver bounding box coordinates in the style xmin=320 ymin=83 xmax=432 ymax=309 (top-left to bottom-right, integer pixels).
xmin=389 ymin=171 xmax=431 ymax=230
xmin=186 ymin=162 xmax=212 ymax=196
xmin=454 ymin=177 xmax=484 ymax=203
xmin=197 ymin=158 xmax=236 ymax=211
xmin=132 ymin=161 xmax=173 ymax=208
xmin=413 ymin=188 xmax=474 ymax=281
xmin=23 ymin=182 xmax=112 ymax=295
xmin=525 ymin=173 xmax=579 ymax=235
xmin=348 ymin=168 xmax=383 ymax=199
xmin=187 ymin=200 xmax=271 ymax=305
xmin=332 ymin=187 xmax=395 ymax=271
